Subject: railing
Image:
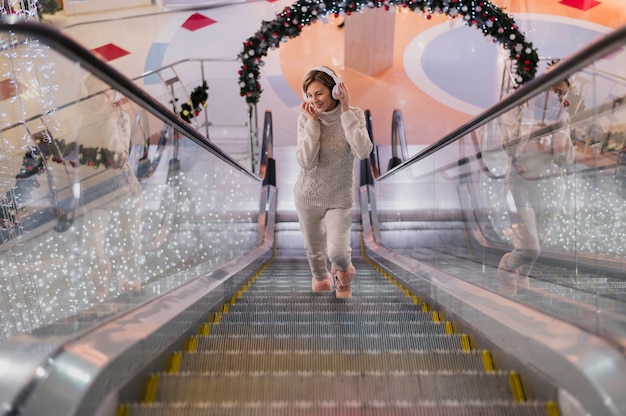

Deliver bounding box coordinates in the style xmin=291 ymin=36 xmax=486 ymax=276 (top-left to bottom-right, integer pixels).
xmin=132 ymin=58 xmax=259 ymax=172
xmin=368 ymin=22 xmax=626 ymax=345
xmin=0 ymin=17 xmax=264 ymax=341
xmin=362 ymin=23 xmax=626 ymax=416
xmin=387 ymin=109 xmax=409 ymax=172
xmin=0 ymin=16 xmax=274 ymax=416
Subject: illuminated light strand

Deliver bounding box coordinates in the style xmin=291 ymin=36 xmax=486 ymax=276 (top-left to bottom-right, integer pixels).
xmin=237 ymin=0 xmax=539 ymax=104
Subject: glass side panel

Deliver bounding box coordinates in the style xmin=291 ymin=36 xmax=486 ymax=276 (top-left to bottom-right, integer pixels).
xmin=374 ymin=51 xmax=626 ymax=348
xmin=0 ymin=34 xmax=261 ymax=343
xmin=136 ymin=58 xmax=254 ymax=170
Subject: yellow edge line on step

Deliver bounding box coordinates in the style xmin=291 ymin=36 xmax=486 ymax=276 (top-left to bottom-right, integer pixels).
xmin=547 ymin=400 xmax=561 ymax=416
xmin=481 ymin=349 xmax=494 ymax=372
xmin=509 ymin=370 xmax=526 ymax=402
xmin=168 ymin=352 xmax=182 ymax=374
xmin=144 ymin=374 xmax=159 ymax=402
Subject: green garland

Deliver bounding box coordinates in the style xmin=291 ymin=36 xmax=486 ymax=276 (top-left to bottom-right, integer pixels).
xmin=180 ymin=81 xmax=209 ymax=123
xmin=33 ymin=134 xmax=123 ymax=170
xmin=238 ymin=0 xmax=539 ymax=105
xmin=37 ymin=0 xmax=59 ymax=17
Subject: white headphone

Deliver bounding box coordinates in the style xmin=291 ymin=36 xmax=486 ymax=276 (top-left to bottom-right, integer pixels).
xmin=302 ymin=66 xmax=341 ymax=101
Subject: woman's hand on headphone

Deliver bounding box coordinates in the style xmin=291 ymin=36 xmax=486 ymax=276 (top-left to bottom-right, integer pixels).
xmin=337 ymin=83 xmax=350 ymax=111
xmin=301 ymin=100 xmax=319 ymax=121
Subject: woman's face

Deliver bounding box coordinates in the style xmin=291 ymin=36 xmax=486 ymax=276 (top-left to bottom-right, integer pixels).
xmin=305 ymin=80 xmax=337 ymax=112
xmin=551 ymin=80 xmax=569 ymax=102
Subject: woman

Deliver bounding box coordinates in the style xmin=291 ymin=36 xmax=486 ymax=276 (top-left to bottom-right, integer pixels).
xmin=294 ymin=66 xmax=373 ymax=298
xmin=499 ymin=70 xmax=575 ymax=282
xmin=75 ymin=75 xmax=144 ymax=299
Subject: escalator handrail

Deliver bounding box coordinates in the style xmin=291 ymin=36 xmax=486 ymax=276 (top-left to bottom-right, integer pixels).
xmin=258 ymin=110 xmax=275 ymax=186
xmin=479 ymin=94 xmax=626 ymax=181
xmin=0 ymin=17 xmax=260 ymax=182
xmin=0 ymin=17 xmax=266 ymax=415
xmin=381 ymin=23 xmax=626 ymax=180
xmin=363 ymin=109 xmax=380 ymax=183
xmin=391 ymin=109 xmax=410 ymax=163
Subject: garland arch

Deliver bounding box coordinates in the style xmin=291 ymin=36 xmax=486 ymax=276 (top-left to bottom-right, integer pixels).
xmin=238 ymin=0 xmax=539 ymax=105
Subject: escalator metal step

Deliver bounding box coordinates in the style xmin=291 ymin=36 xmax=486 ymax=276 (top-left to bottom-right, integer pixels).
xmin=195 ymin=333 xmax=466 ymax=352
xmin=233 ymin=298 xmax=417 ymax=311
xmin=121 ymin=257 xmax=558 ymax=415
xmin=153 ymin=372 xmax=515 ymax=402
xmin=208 ymin=321 xmax=451 ymax=336
xmin=241 ymin=291 xmax=405 ymax=299
xmin=218 ymin=310 xmax=437 ymax=323
xmin=230 ymin=295 xmax=419 ymax=314
xmin=177 ymin=350 xmax=487 ymax=373
xmin=124 ymin=402 xmax=553 ymax=416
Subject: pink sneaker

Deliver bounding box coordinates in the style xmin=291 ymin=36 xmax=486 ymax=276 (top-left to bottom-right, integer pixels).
xmin=334 ymin=263 xmax=355 ymax=299
xmin=312 ymin=273 xmax=333 ymax=292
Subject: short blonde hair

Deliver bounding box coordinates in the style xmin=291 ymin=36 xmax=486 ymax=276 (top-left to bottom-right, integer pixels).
xmin=302 ymin=67 xmax=337 ymax=99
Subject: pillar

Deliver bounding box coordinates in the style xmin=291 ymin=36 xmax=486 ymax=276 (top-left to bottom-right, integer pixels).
xmin=344 ymin=8 xmax=395 ymax=76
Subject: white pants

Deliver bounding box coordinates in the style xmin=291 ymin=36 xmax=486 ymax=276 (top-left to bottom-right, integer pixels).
xmin=504 ymin=167 xmax=565 ymax=275
xmin=295 ymin=200 xmax=352 ymax=279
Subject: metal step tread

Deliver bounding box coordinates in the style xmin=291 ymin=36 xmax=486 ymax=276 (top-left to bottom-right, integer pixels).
xmin=242 ymin=288 xmax=405 ymax=296
xmin=218 ymin=310 xmax=440 ymax=323
xmin=123 ymin=401 xmax=554 ymax=416
xmin=195 ymin=333 xmax=467 ymax=352
xmin=208 ymin=320 xmax=451 ymax=336
xmin=230 ymin=296 xmax=420 ymax=313
xmin=233 ymin=295 xmax=415 ymax=304
xmin=175 ymin=350 xmax=489 ymax=373
xmin=152 ymin=372 xmax=517 ymax=402
xmin=121 ymin=256 xmax=557 ymax=415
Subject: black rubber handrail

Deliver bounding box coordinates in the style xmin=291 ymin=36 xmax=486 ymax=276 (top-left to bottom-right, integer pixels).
xmin=259 ymin=110 xmax=275 ymax=187
xmin=387 ymin=109 xmax=409 ymax=172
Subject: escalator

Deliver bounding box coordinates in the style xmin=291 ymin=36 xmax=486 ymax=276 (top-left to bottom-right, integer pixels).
xmin=119 ymin=255 xmax=556 ymax=416
xmin=1 ymin=14 xmax=626 ymax=416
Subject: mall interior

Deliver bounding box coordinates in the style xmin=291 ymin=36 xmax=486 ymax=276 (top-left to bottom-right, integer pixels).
xmin=0 ymin=0 xmax=626 ymax=415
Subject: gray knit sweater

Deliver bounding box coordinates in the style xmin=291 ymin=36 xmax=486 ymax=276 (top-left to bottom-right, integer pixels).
xmin=294 ymin=104 xmax=373 ymax=209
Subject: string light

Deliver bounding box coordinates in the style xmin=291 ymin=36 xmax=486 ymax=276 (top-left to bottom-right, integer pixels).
xmin=237 ymin=0 xmax=539 ymax=104
xmin=0 ymin=4 xmax=262 ymax=341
